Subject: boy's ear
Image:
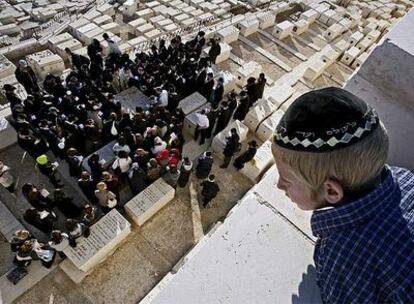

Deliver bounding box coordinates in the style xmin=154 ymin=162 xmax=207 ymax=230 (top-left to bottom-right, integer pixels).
xmin=322 ymin=179 xmax=344 ymax=205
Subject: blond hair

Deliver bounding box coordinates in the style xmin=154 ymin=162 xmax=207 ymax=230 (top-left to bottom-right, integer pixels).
xmin=272 ymin=122 xmax=389 ymax=198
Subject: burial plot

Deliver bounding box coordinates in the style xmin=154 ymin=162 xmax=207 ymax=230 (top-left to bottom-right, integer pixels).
xmin=243 ymin=98 xmax=277 ymax=132
xmin=211 ymin=120 xmax=248 ymax=158
xmin=183 ymin=103 xmax=212 ymax=136
xmin=62 ymin=209 xmax=131 ymax=272
xmin=256 ymin=109 xmax=284 ymax=142
xmin=241 ymin=140 xmax=275 ymax=182
xmin=217 ymin=25 xmax=240 ymax=44
xmin=116 ymin=87 xmax=151 ymax=112
xmin=236 ymin=61 xmax=262 ymax=87
xmin=177 ymin=92 xmax=207 ymax=115
xmin=124 ymin=178 xmax=175 ymax=226
xmin=82 ymin=140 xmax=116 ymax=173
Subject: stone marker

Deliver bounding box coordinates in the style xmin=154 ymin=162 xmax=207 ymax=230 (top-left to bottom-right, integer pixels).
xmin=256 ymin=11 xmax=276 ymax=29
xmin=62 ymin=209 xmax=131 ymax=272
xmin=243 ymin=98 xmax=277 ymax=132
xmin=116 ymin=86 xmax=151 ymax=111
xmin=300 ymin=9 xmax=318 ymax=23
xmin=323 ymin=23 xmax=343 ymax=40
xmin=238 ymin=18 xmax=260 ymax=37
xmin=204 ymin=42 xmax=231 ymax=64
xmin=241 ymin=140 xmax=275 ymax=182
xmin=236 ymin=61 xmax=262 ymax=87
xmin=294 ymin=19 xmax=310 ymax=35
xmin=352 ymin=52 xmax=369 ymax=69
xmin=341 ymin=46 xmax=360 ymax=66
xmin=217 ymin=25 xmax=240 ymax=44
xmin=82 ymin=140 xmax=117 ymax=173
xmin=125 ymin=178 xmax=175 ymax=226
xmin=211 ymin=120 xmax=249 ymax=158
xmin=303 ymin=58 xmax=327 ymax=82
xmin=256 ymin=109 xmax=284 ymax=142
xmin=217 ymin=70 xmax=237 ymax=94
xmin=178 ymin=92 xmax=207 ymax=115
xmin=348 ymin=31 xmax=364 ymax=46
xmin=266 ymin=84 xmax=293 ymax=108
xmin=0 ymin=116 xmax=17 ymax=151
xmin=272 ymin=20 xmax=294 ymax=40
xmin=321 ymin=45 xmax=340 ymax=65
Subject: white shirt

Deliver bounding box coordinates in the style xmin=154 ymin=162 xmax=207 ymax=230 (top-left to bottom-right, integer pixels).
xmin=195 ymin=112 xmax=209 ymax=129
xmin=158 ymin=90 xmax=168 ymax=107
xmin=106 ymin=39 xmax=121 ymax=54
xmin=118 ymin=157 xmax=132 ymax=173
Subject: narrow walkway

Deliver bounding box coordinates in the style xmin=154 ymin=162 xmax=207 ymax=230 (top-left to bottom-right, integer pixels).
xmin=238 ymin=36 xmax=292 ymax=72
xmin=188 ymin=181 xmax=204 ymax=242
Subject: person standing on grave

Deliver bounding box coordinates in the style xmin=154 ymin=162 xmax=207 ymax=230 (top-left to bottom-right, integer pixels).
xmin=196 ymin=151 xmax=214 ymax=179
xmin=200 ymin=174 xmax=220 ymax=208
xmin=201 ymin=72 xmax=214 ymax=101
xmin=214 ymin=102 xmax=232 ymax=136
xmin=128 ymin=162 xmax=147 ymax=195
xmin=163 ymin=164 xmax=181 ymax=189
xmin=211 ymin=77 xmax=224 ymax=108
xmin=208 ymin=38 xmax=221 ymax=65
xmin=271 ymin=87 xmax=414 ymax=303
xmin=194 ymin=109 xmax=210 ymax=145
xmin=233 ymin=140 xmax=258 ymax=170
xmin=220 ymin=128 xmax=240 ymax=169
xmin=256 ymin=73 xmax=267 ymax=99
xmin=178 ymin=157 xmax=193 ymax=188
xmin=0 ymin=160 xmax=15 ymax=193
xmin=233 ymin=91 xmax=250 ymax=121
xmin=15 ymin=60 xmax=39 ymax=94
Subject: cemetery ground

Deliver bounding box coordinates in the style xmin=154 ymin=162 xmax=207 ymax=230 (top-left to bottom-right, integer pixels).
xmin=0 ymin=138 xmax=253 ymax=303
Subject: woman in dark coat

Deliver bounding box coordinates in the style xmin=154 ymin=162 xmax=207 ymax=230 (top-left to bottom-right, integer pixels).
xmin=128 ymin=163 xmax=147 ymax=195
xmin=233 ymin=91 xmax=250 ymax=121
xmin=178 ymin=157 xmax=193 ymax=188
xmin=233 ymin=140 xmax=258 ymax=170
xmin=24 ymin=207 xmax=57 ymax=233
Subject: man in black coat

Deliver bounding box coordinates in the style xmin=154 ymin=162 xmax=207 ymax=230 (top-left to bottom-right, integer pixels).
xmin=201 ymin=174 xmax=220 ymax=208
xmin=196 ymin=151 xmax=214 ymax=179
xmin=15 ymin=60 xmax=39 ymax=93
xmin=256 ymin=73 xmax=267 ymax=99
xmin=211 ymin=77 xmax=224 ymax=108
xmin=208 ymin=38 xmax=221 ymax=65
xmin=65 ymin=48 xmax=90 ymax=71
xmin=214 ymin=102 xmax=232 ymax=135
xmin=3 ymin=84 xmax=22 ymax=108
xmin=220 ymin=128 xmax=240 ymax=168
xmin=233 ymin=140 xmax=257 ymax=170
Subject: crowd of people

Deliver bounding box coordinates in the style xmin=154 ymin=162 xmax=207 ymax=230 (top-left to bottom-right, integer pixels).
xmin=2 ymin=30 xmax=268 ymax=271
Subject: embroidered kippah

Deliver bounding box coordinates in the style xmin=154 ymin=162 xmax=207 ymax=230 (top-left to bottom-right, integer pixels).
xmin=273 ymin=87 xmax=379 ymax=152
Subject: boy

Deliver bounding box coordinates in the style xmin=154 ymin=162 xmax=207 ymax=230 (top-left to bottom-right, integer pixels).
xmin=272 ymin=87 xmax=414 ymax=303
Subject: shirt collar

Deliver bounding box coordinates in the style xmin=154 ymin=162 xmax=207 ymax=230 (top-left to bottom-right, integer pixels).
xmin=311 ymin=168 xmax=399 ymax=237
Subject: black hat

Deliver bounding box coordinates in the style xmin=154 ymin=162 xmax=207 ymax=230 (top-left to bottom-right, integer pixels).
xmin=3 ymin=84 xmax=16 ymax=91
xmin=273 ymin=87 xmax=379 ymax=152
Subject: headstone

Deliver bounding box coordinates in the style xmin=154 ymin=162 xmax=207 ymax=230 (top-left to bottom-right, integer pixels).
xmin=178 ymin=92 xmax=207 ymax=115
xmin=256 ymin=109 xmax=284 ymax=142
xmin=294 ymin=19 xmax=309 ymax=35
xmin=266 ymin=84 xmax=293 ymax=108
xmin=236 ymin=61 xmax=262 ymax=87
xmin=323 ymin=23 xmax=343 ymax=40
xmin=183 ymin=103 xmax=211 ymax=136
xmin=217 ymin=25 xmax=239 ymax=44
xmin=340 ymin=46 xmax=360 ymax=66
xmin=256 ymin=11 xmax=276 ymax=29
xmin=303 ymin=59 xmax=327 ymax=82
xmin=211 ymin=120 xmax=249 ymax=158
xmin=62 ymin=209 xmax=131 ymax=272
xmin=300 ymin=9 xmax=318 ymax=24
xmin=348 ymin=31 xmax=364 ymax=46
xmin=116 ymin=86 xmax=151 ymax=111
xmin=321 ymin=45 xmax=340 ymax=65
xmin=243 ymin=98 xmax=277 ymax=132
xmin=237 ymin=18 xmax=260 ymax=37
xmin=124 ymin=178 xmax=175 ymax=226
xmin=204 ymin=42 xmax=231 ymax=64
xmin=241 ymin=140 xmax=275 ymax=182
xmin=82 ymin=140 xmax=116 ymax=173
xmin=352 ymin=52 xmax=369 ymax=69
xmin=216 ymin=70 xmax=237 ymax=94
xmin=0 ymin=116 xmax=17 ymax=151
xmin=272 ymin=20 xmax=294 ymax=40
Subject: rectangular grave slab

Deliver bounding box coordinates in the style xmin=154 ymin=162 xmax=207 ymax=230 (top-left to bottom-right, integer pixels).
xmin=62 ymin=209 xmax=131 ymax=272
xmin=303 ymin=59 xmax=327 ymax=82
xmin=352 ymin=52 xmax=369 ymax=69
xmin=217 ymin=25 xmax=239 ymax=44
xmin=257 ymin=11 xmax=276 ymax=29
xmin=241 ymin=140 xmax=275 ymax=182
xmin=341 ymin=46 xmax=360 ymax=66
xmin=178 ymin=92 xmax=207 ymax=115
xmin=125 ymin=178 xmax=175 ymax=226
xmin=116 ymin=86 xmax=151 ymax=111
xmin=324 ymin=23 xmax=343 ymax=41
xmin=82 ymin=140 xmax=116 ymax=173
xmin=256 ymin=109 xmax=284 ymax=142
xmin=266 ymin=84 xmax=293 ymax=108
xmin=300 ymin=9 xmax=318 ymax=23
xmin=243 ymin=98 xmax=277 ymax=132
xmin=183 ymin=103 xmax=211 ymax=136
xmin=321 ymin=45 xmax=340 ymax=65
xmin=236 ymin=61 xmax=262 ymax=87
xmin=294 ymin=19 xmax=309 ymax=35
xmin=272 ymin=20 xmax=294 ymax=40
xmin=211 ymin=120 xmax=248 ymax=158
xmin=238 ymin=18 xmax=260 ymax=37
xmin=217 ymin=70 xmax=237 ymax=94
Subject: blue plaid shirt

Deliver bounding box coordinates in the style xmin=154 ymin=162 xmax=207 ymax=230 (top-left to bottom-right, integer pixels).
xmin=311 ymin=166 xmax=414 ymax=303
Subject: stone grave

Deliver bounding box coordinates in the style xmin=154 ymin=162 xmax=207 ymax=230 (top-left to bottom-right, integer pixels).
xmin=322 ymin=45 xmax=340 ymax=65
xmin=217 ymin=25 xmax=240 ymax=44
xmin=211 ymin=120 xmax=249 ymax=158
xmin=348 ymin=31 xmax=364 ymax=47
xmin=82 ymin=140 xmax=117 ymax=173
xmin=294 ymin=19 xmax=310 ymax=35
xmin=178 ymin=92 xmax=208 ymax=115
xmin=243 ymin=98 xmax=277 ymax=132
xmin=272 ymin=20 xmax=294 ymax=40
xmin=300 ymin=9 xmax=318 ymax=24
xmin=241 ymin=140 xmax=275 ymax=182
xmin=266 ymin=84 xmax=293 ymax=108
xmin=341 ymin=46 xmax=360 ymax=66
xmin=124 ymin=178 xmax=175 ymax=226
xmin=236 ymin=61 xmax=262 ymax=87
xmin=324 ymin=23 xmax=343 ymax=41
xmin=116 ymin=86 xmax=151 ymax=111
xmin=352 ymin=52 xmax=369 ymax=69
xmin=256 ymin=109 xmax=284 ymax=142
xmin=62 ymin=209 xmax=131 ymax=273
xmin=216 ymin=70 xmax=237 ymax=94
xmin=204 ymin=42 xmax=231 ymax=64
xmin=303 ymin=59 xmax=327 ymax=82
xmin=0 ymin=116 xmax=17 ymax=151
xmin=237 ymin=18 xmax=260 ymax=37
xmin=183 ymin=103 xmax=212 ymax=136
xmin=256 ymin=11 xmax=276 ymax=29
